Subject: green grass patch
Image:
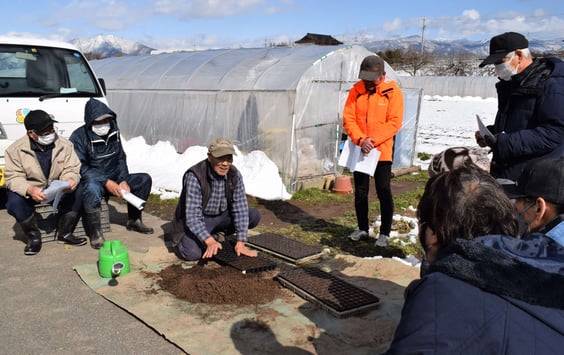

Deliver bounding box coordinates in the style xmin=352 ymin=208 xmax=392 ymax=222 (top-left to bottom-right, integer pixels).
xmin=417 ymin=152 xmax=433 ymax=161
xmin=143 ymin=170 xmax=430 ymax=260
xmin=291 ymin=187 xmax=350 ymax=203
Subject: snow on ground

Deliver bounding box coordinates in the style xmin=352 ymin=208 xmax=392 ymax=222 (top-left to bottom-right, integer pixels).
xmin=123 ymin=94 xmax=498 ymax=264
xmin=414 ymin=95 xmax=497 ymax=166
xmin=124 ymin=94 xmax=497 ymax=200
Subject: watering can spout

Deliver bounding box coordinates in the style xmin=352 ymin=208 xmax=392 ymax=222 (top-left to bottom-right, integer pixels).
xmin=112 ymin=262 xmax=125 ymax=277
xmin=98 ymin=240 xmax=130 ymax=278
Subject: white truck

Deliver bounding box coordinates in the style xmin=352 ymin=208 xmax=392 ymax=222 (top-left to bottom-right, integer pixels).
xmin=0 ymin=36 xmax=108 ymax=189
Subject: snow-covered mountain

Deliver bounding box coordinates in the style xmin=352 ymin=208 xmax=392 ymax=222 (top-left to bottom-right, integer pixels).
xmin=71 ymin=34 xmax=154 ymax=58
xmin=362 ymin=35 xmax=564 ymax=56
xmin=71 ymin=34 xmax=564 ymax=60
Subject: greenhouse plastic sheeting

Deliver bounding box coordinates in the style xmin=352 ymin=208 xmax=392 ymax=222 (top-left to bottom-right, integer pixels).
xmin=90 ymin=45 xmax=420 ymax=191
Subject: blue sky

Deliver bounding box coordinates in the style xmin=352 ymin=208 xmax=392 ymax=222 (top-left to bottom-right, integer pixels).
xmin=3 ymin=0 xmax=564 ymax=50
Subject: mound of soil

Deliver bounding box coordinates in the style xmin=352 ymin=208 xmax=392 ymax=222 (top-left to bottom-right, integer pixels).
xmin=156 ymin=263 xmax=285 ymax=305
xmin=144 ymin=178 xmax=424 ymax=306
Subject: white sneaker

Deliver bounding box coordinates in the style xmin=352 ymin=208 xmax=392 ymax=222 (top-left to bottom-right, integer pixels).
xmin=375 ymin=234 xmax=389 ymax=247
xmin=348 ymin=229 xmax=368 ymax=241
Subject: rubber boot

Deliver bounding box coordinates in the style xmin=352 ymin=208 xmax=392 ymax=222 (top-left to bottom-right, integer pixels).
xmin=85 ymin=209 xmax=105 ymax=249
xmin=126 ymin=215 xmax=154 ymax=234
xmin=20 ymin=214 xmax=42 ymax=255
xmin=56 ymin=211 xmax=87 ymax=246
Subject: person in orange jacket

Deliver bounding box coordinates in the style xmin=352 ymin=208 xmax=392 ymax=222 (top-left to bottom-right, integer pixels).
xmin=343 ymin=55 xmax=404 ymax=247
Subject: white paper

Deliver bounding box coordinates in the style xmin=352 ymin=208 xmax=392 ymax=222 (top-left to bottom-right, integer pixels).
xmin=42 ymin=180 xmax=71 ymax=211
xmin=476 ymin=114 xmax=495 ymax=141
xmin=337 ymin=139 xmax=380 ymax=175
xmin=120 ymin=189 xmax=146 ymax=210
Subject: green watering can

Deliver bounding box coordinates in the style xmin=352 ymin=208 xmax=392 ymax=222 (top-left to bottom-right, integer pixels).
xmin=98 ymin=240 xmax=130 ymax=278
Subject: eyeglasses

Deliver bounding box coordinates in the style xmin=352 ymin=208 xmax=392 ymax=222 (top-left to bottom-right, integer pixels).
xmin=212 ymin=155 xmax=233 ymax=163
xmin=494 ymin=52 xmax=515 ymax=65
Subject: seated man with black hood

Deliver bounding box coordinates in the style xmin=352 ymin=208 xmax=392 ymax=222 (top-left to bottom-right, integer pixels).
xmin=70 ymin=99 xmax=154 ymax=249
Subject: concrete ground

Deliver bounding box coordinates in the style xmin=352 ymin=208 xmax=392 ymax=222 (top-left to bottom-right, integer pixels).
xmin=0 ymin=199 xmax=186 ymax=354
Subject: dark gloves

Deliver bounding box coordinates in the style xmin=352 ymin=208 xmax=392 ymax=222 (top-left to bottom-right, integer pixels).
xmin=484 ymin=134 xmax=497 ymax=149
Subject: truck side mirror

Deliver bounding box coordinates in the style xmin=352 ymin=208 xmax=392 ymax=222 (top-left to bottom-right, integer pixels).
xmin=98 ymin=78 xmax=107 ymax=95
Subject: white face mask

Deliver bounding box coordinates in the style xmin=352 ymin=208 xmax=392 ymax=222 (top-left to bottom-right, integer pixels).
xmin=37 ymin=132 xmax=56 ymax=146
xmin=92 ymin=122 xmax=111 ymax=136
xmin=495 ymin=52 xmax=518 ymax=81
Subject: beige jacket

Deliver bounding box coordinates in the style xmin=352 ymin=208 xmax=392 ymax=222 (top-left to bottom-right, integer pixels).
xmin=5 ymin=135 xmax=81 ymax=198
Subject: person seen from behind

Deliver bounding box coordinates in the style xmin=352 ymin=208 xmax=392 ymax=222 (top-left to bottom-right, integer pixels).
xmin=171 ymin=138 xmax=260 ymax=261
xmin=384 ymin=166 xmax=564 ymax=354
xmin=342 ymin=55 xmax=404 ymax=247
xmin=475 ymin=31 xmax=564 ymax=181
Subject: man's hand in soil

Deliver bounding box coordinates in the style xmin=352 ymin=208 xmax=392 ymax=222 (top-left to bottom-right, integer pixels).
xmin=234 ymin=242 xmax=258 ymax=257
xmin=202 ymin=237 xmax=222 ymax=259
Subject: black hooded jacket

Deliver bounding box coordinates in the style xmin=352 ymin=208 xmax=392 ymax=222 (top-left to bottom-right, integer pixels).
xmin=69 ymin=98 xmax=129 ymax=184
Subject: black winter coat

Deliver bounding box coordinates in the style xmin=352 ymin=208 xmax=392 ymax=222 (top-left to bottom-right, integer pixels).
xmin=489 ymin=57 xmax=564 ymax=180
xmin=385 ymin=237 xmax=564 ymax=354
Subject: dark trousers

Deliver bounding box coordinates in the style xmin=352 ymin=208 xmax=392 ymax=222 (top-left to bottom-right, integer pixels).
xmin=353 ymin=161 xmax=393 ymax=236
xmin=81 ymin=173 xmax=152 ymax=220
xmin=176 ymin=208 xmax=261 ymax=261
xmin=6 ymin=184 xmax=83 ymax=222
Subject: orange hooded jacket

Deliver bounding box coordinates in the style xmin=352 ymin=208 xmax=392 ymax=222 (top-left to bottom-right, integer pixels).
xmin=342 ymin=78 xmax=404 ymax=162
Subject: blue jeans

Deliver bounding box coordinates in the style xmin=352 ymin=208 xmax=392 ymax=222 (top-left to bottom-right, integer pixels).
xmin=6 ymin=184 xmax=83 ymax=222
xmin=176 ymin=208 xmax=261 ymax=261
xmin=81 ymin=173 xmax=152 ymax=220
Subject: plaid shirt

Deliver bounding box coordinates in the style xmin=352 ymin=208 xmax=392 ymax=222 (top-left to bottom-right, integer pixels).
xmin=184 ymin=168 xmax=249 ymax=243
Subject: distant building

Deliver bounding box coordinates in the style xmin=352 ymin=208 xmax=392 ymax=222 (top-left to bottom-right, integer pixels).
xmin=295 ymin=33 xmax=343 ymax=46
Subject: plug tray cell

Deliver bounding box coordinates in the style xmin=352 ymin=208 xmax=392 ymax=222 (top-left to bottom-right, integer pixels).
xmin=277 ymin=266 xmax=380 ymax=318
xmin=213 ymin=241 xmax=277 ymax=274
xmin=247 ymin=233 xmax=324 ymax=264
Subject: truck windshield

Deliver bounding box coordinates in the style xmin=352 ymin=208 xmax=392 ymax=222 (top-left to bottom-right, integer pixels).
xmin=0 ymin=44 xmax=103 ymax=97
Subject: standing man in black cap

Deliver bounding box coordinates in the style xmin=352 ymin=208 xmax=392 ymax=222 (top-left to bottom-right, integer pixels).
xmin=476 ymin=31 xmax=564 ymax=181
xmin=5 ymin=110 xmax=87 ymax=255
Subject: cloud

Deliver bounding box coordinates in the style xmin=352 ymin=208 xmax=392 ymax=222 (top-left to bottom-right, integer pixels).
xmin=43 ymin=0 xmax=147 ymax=32
xmin=153 ymin=0 xmax=274 ymax=19
xmin=383 ymin=18 xmax=403 ymax=33
xmin=461 ymin=9 xmax=480 ymax=21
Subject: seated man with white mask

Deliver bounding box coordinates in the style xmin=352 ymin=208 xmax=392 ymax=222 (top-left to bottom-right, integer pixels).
xmin=5 ymin=110 xmax=87 ymax=255
xmin=70 ymin=99 xmax=154 ymax=249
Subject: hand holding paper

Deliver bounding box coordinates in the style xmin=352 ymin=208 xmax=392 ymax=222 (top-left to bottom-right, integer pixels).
xmin=42 ymin=180 xmax=71 ymax=211
xmin=338 ymin=139 xmax=380 ymax=176
xmin=120 ymin=189 xmax=146 ymax=210
xmin=476 ymin=114 xmax=496 ymax=148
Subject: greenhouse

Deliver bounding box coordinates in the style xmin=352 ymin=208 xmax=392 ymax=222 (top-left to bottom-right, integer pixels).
xmin=90 ymin=44 xmax=421 ymax=191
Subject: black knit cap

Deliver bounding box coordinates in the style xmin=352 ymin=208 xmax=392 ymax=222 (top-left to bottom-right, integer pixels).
xmin=479 ymin=32 xmax=528 ymax=67
xmin=24 ymin=110 xmax=58 ymax=132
